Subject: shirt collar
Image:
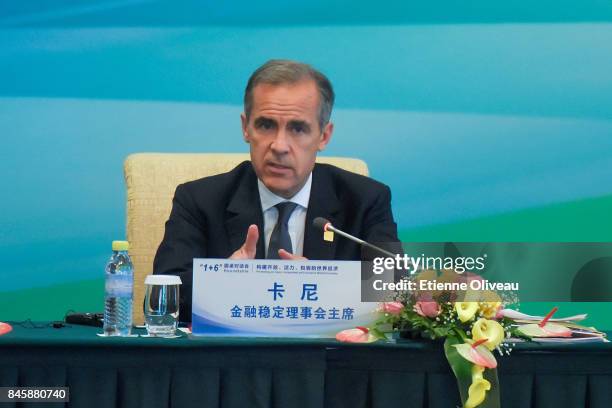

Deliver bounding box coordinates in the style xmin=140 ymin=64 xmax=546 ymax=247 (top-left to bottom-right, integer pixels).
xmin=258 ymin=173 xmax=312 ymax=212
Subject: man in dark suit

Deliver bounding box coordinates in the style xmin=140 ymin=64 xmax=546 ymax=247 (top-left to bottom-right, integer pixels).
xmin=153 ymin=60 xmax=399 ymax=321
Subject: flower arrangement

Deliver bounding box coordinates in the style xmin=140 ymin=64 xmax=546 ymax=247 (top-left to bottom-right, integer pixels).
xmin=335 ymin=268 xmax=585 ymax=408
xmin=374 ymin=299 xmax=510 ymax=408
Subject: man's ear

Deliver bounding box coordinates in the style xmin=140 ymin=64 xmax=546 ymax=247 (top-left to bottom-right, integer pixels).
xmin=240 ymin=113 xmax=250 ymax=143
xmin=318 ymin=122 xmax=334 ymax=151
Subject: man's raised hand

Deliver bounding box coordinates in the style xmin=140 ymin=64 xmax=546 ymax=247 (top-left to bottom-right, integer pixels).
xmin=229 ymin=224 xmax=259 ymax=259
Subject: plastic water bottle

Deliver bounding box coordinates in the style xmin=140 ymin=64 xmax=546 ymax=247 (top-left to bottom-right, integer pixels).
xmin=103 ymin=240 xmax=133 ymax=336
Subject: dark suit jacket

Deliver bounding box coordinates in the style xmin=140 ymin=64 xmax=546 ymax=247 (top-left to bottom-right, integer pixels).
xmin=153 ymin=161 xmax=399 ymax=321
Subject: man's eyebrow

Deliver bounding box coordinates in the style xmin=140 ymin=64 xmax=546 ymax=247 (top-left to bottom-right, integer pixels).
xmin=287 ymin=119 xmax=311 ymax=130
xmin=254 ymin=116 xmax=277 ymax=126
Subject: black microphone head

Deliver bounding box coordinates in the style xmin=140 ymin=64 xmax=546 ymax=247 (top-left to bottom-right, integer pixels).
xmin=313 ymin=217 xmax=331 ymax=231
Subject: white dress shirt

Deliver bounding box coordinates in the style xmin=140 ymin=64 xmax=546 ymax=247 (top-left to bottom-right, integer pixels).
xmin=258 ymin=173 xmax=312 ymax=257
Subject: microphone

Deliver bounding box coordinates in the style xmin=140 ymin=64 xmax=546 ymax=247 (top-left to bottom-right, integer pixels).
xmin=313 ymin=217 xmax=397 ymax=258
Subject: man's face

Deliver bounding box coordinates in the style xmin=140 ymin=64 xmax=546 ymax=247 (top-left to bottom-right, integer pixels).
xmin=241 ymin=80 xmax=333 ymax=198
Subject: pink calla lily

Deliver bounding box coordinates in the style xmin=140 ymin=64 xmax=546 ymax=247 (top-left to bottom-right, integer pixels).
xmin=517 ymin=323 xmax=572 ymax=338
xmin=453 ymin=338 xmax=498 ymax=369
xmin=336 ymin=326 xmax=377 ymax=343
xmin=517 ymin=307 xmax=572 ymax=338
xmin=0 ymin=322 xmax=12 ymax=336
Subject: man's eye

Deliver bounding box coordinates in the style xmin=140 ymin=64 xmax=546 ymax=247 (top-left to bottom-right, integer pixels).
xmin=255 ymin=119 xmax=276 ymax=130
xmin=290 ymin=124 xmax=307 ymax=134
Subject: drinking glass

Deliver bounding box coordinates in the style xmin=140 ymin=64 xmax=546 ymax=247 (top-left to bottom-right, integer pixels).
xmin=143 ymin=275 xmax=182 ymax=337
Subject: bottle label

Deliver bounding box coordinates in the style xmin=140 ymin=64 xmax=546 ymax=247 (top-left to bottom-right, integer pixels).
xmin=106 ymin=274 xmax=133 ymax=297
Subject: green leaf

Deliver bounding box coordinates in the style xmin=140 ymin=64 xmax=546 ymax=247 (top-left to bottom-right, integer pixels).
xmin=369 ymin=327 xmax=388 ymax=341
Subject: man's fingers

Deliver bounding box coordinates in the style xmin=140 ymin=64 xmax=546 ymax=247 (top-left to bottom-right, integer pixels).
xmin=229 ymin=225 xmax=259 ymax=259
xmin=278 ymin=249 xmax=308 ymax=261
xmin=243 ymin=224 xmax=259 ymax=257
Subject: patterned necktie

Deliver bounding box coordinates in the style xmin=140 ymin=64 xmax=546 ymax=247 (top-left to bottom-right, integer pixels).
xmin=267 ymin=202 xmax=298 ymax=259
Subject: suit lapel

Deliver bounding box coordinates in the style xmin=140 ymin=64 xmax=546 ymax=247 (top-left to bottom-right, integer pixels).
xmin=225 ymin=164 xmax=266 ymax=258
xmin=304 ymin=164 xmax=341 ymax=260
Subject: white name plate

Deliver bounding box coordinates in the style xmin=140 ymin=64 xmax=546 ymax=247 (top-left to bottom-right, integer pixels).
xmin=191 ymin=259 xmax=378 ymax=338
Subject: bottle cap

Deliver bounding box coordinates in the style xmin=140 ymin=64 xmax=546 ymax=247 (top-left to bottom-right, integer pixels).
xmin=112 ymin=241 xmax=130 ymax=251
xmin=144 ymin=275 xmax=182 ymax=285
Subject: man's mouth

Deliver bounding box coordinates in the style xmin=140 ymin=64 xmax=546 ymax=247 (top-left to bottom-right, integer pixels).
xmin=266 ymin=162 xmax=292 ymax=172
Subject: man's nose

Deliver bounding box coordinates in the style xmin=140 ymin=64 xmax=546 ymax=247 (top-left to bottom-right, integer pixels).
xmin=270 ymin=129 xmax=290 ymax=154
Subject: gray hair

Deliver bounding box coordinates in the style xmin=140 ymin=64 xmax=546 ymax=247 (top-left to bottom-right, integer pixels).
xmin=244 ymin=59 xmax=335 ymax=131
